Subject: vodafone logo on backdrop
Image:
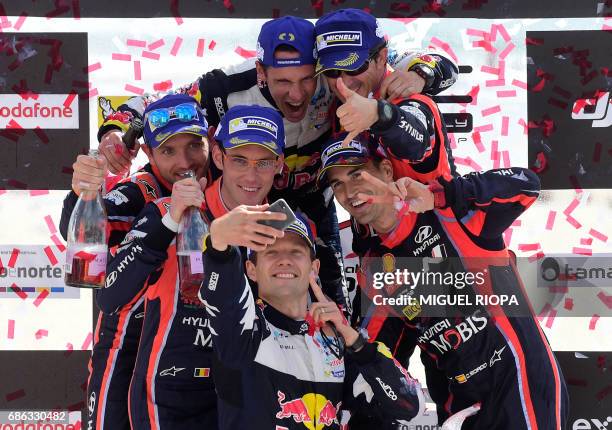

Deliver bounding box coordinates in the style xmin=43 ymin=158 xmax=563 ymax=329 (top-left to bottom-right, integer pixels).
xmin=0 ymin=94 xmax=79 ymax=129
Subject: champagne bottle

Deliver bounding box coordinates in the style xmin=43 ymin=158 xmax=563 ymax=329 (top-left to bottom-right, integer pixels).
xmin=176 ymin=170 xmax=208 ymax=306
xmin=65 ymin=149 xmax=108 ymax=289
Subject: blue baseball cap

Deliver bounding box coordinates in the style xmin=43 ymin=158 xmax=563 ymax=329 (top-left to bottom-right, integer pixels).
xmin=314 ymin=8 xmax=386 ymax=76
xmin=317 ymin=133 xmax=374 ymax=186
xmin=256 ymin=16 xmax=317 ymax=67
xmin=286 ymin=212 xmax=317 ymax=251
xmin=213 ymin=105 xmax=285 ymax=156
xmin=143 ymin=94 xmax=208 ymax=149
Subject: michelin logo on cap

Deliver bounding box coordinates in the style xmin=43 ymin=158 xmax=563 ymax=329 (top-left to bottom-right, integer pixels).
xmin=321 ymin=140 xmax=364 ymax=165
xmin=316 ymin=31 xmax=362 ymax=50
xmin=228 ymin=116 xmax=279 ymax=139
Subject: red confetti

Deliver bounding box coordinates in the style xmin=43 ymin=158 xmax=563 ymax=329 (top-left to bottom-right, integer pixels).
xmin=466 ymin=28 xmax=487 ymax=37
xmin=481 ymin=65 xmax=499 ymax=75
xmin=564 ymin=298 xmax=573 ymax=311
xmin=481 ymin=105 xmax=501 ymax=117
xmin=81 ymin=332 xmax=93 ymax=350
xmin=65 ymin=93 xmax=78 ymax=109
xmin=497 ymin=90 xmax=516 ymax=98
xmin=473 ymin=124 xmax=493 ymax=133
xmin=517 ymin=118 xmax=528 ymax=135
xmin=170 ymin=37 xmax=183 ymax=56
xmin=44 ymin=215 xmax=57 ymax=234
xmin=126 ymin=39 xmax=146 ymax=48
xmin=572 ymin=247 xmax=592 ymax=256
xmin=493 ymin=23 xmax=511 ymax=42
xmin=8 ymin=248 xmax=19 ymax=268
xmin=596 ymin=385 xmax=612 ymax=401
xmin=35 ymin=329 xmax=48 ymax=339
xmin=33 ymin=289 xmax=50 ymax=307
xmin=153 ymin=80 xmax=173 ymax=92
xmin=7 ymin=319 xmax=15 ymax=339
xmin=588 ymin=314 xmax=600 ymax=330
xmin=501 ymin=116 xmax=509 ymax=136
xmin=545 ymin=211 xmax=556 ymax=230
xmin=208 ymin=40 xmax=216 ymax=50
xmin=83 ymin=88 xmax=99 ymax=99
xmin=133 ymin=60 xmax=141 ymax=81
xmin=528 ymin=252 xmax=545 ymax=263
xmin=485 ymin=78 xmax=505 ymax=87
xmin=545 ymin=309 xmax=556 ymax=329
xmin=548 ymin=98 xmax=567 ymax=109
xmin=566 ymin=215 xmax=582 ymax=230
xmin=197 ymin=39 xmax=205 ymax=57
xmin=473 ymin=40 xmax=496 ymax=53
xmin=502 ymin=151 xmax=510 ymax=168
xmin=11 ymin=284 xmax=28 ymax=300
xmin=503 ymin=228 xmax=513 ymax=247
xmin=597 ymin=292 xmax=612 ymax=309
xmin=64 ymin=343 xmax=74 ymax=357
xmin=170 ymin=0 xmax=183 ymax=25
xmin=142 ymin=51 xmax=160 ymax=60
xmin=569 ymin=175 xmax=582 ymax=193
xmin=589 ymin=228 xmax=608 ymax=242
xmin=498 ymin=42 xmax=515 ymax=60
xmin=6 ymin=389 xmax=25 ymax=402
xmin=512 ymin=79 xmax=528 ymax=90
xmin=580 ymin=237 xmax=593 ymax=246
xmin=84 ymin=62 xmax=102 ymax=73
xmin=13 ymin=13 xmax=27 ymax=31
xmin=234 ymin=46 xmax=256 ymax=59
xmin=537 ymin=302 xmax=553 ymax=319
xmin=44 ymin=246 xmax=59 ymax=266
xmin=430 ymin=36 xmax=458 ymax=63
xmin=50 ymin=234 xmax=66 ymax=253
xmin=112 ymin=53 xmax=131 ymax=61
xmin=563 ymin=198 xmax=580 ymax=217
xmin=518 ymin=243 xmax=540 ymax=252
xmin=29 ymin=190 xmax=49 ymax=197
xmin=471 ymin=131 xmax=485 ymax=153
xmin=125 ymin=84 xmax=145 ymax=95
xmin=490 ymin=140 xmax=499 ymax=161
xmin=148 ymin=39 xmax=165 ymax=50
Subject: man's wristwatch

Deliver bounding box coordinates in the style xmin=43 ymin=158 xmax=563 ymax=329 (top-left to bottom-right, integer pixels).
xmin=428 ymin=180 xmax=446 ymax=209
xmin=376 ymin=99 xmax=395 ymax=126
xmin=346 ymin=330 xmax=369 ymax=354
xmin=409 ymin=63 xmax=435 ymax=92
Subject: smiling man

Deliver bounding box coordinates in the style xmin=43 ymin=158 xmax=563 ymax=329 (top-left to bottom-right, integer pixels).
xmin=318 ymin=134 xmax=569 ymax=430
xmin=200 ymin=211 xmax=425 ymax=429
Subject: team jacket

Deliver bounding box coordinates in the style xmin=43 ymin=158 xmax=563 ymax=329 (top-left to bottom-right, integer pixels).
xmin=199 ymin=239 xmax=425 ymax=430
xmin=97 ymin=183 xmax=230 ymax=428
xmin=357 ymin=168 xmax=568 ymax=429
xmin=59 ymin=164 xmax=169 ymax=430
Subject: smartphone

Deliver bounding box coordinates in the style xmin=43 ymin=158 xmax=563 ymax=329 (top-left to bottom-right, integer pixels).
xmin=257 ymin=199 xmax=297 ymax=231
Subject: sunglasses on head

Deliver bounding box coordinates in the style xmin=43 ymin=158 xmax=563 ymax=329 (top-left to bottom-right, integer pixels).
xmin=146 ymin=103 xmax=200 ymax=130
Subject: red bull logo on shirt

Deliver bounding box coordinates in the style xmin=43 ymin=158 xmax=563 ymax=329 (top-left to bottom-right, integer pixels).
xmin=276 ymin=390 xmax=342 ymax=430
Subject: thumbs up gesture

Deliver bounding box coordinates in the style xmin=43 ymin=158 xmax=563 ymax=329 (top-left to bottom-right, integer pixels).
xmin=335 ymin=77 xmax=380 ymax=147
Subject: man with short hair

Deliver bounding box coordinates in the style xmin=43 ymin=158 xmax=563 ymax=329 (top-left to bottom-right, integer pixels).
xmin=314 ymin=8 xmax=457 ymax=184
xmin=318 ymin=135 xmax=569 ymax=430
xmin=97 ymin=103 xmax=287 ymax=429
xmin=200 ymin=211 xmax=425 ymax=429
xmin=59 ymin=93 xmax=209 ymax=430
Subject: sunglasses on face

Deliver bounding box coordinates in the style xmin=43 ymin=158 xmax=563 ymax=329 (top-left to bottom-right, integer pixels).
xmin=322 ymin=59 xmax=372 ymax=79
xmin=146 ymin=103 xmax=200 ymax=130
